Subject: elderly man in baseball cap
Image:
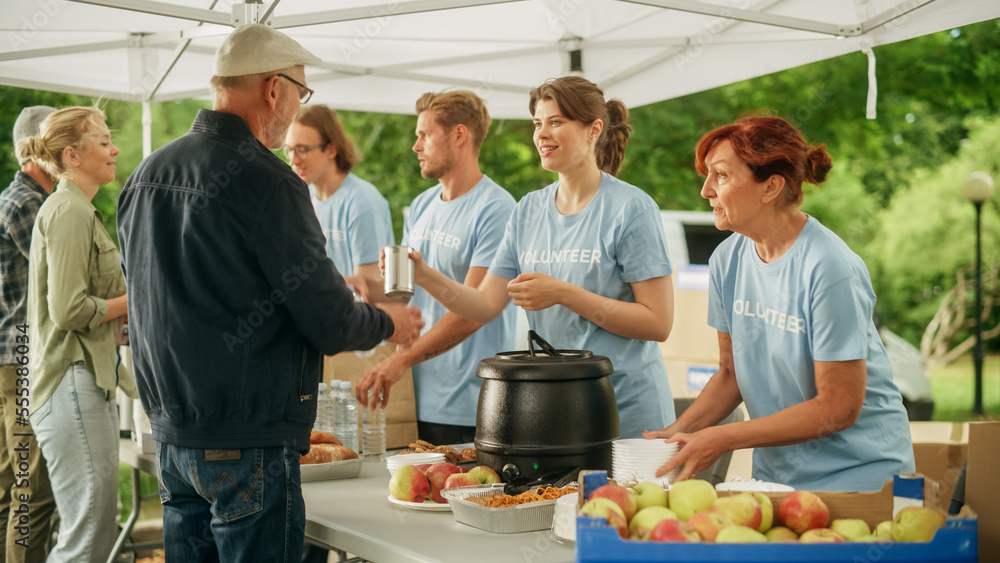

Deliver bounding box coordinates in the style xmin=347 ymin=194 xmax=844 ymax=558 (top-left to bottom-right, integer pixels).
xmin=117 ymin=24 xmax=424 ymax=562
xmin=1 ymin=107 xmax=58 ymax=563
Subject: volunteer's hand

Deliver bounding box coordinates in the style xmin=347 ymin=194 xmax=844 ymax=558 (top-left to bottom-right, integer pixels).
xmin=507 ymin=272 xmax=566 ymax=311
xmin=648 ymin=426 xmax=727 ymax=483
xmin=355 ymin=353 xmax=409 ymax=409
xmin=377 ymin=303 xmax=424 ymax=346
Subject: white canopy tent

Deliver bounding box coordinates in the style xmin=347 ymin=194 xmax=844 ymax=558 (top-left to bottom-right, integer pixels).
xmin=2 ymin=0 xmax=998 ymax=122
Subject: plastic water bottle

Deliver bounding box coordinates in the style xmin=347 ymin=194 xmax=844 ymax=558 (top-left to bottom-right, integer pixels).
xmin=314 ymin=382 xmax=335 ymax=434
xmin=363 ymin=391 xmax=386 ymax=463
xmin=335 ymin=381 xmax=359 ymax=452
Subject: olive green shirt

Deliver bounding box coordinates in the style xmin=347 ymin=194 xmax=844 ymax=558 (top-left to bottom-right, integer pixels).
xmin=27 ymin=178 xmax=133 ymax=412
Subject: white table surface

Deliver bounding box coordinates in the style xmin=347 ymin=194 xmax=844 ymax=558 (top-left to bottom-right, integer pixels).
xmin=303 ymin=461 xmax=576 ymax=563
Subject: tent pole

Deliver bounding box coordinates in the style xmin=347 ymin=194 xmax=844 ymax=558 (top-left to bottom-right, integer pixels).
xmin=142 ymin=102 xmax=152 ymax=159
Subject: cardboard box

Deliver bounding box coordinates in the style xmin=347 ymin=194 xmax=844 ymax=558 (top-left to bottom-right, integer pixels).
xmin=659 ymin=267 xmax=719 ymax=364
xmin=323 ymin=344 xmax=418 ymax=449
xmin=909 ymin=422 xmax=968 ymax=512
xmin=576 ymin=474 xmax=977 ymax=563
xmin=968 ymin=421 xmax=1000 ymax=562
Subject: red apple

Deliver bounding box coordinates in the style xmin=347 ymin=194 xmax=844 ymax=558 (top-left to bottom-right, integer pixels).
xmin=389 ymin=464 xmax=431 ymax=503
xmin=467 ymin=465 xmax=501 ymax=484
xmin=713 ymin=492 xmax=762 ymax=531
xmin=588 ymin=483 xmax=638 ymax=522
xmin=443 ymin=472 xmax=479 ymax=490
xmin=777 ymin=490 xmax=830 ymax=535
xmin=425 ymin=462 xmax=466 ymax=503
xmin=649 ymin=518 xmax=701 ymax=542
xmin=799 ymin=528 xmax=846 ymax=543
xmin=688 ymin=509 xmax=732 ymax=542
xmin=414 ymin=464 xmax=433 ymax=474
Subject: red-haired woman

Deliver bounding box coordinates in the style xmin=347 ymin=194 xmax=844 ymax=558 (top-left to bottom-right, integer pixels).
xmin=644 ymin=115 xmax=914 ymax=491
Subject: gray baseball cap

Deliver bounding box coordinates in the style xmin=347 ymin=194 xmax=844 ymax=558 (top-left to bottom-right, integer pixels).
xmin=13 ymin=105 xmax=56 ymax=163
xmin=214 ymin=24 xmax=321 ymax=77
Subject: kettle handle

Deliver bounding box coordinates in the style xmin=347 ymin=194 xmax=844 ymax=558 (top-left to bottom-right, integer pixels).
xmin=527 ymin=330 xmax=561 ymax=357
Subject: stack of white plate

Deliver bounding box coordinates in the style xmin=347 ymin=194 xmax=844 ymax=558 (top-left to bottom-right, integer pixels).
xmin=611 ymin=438 xmax=681 ymax=486
xmin=385 ymin=452 xmax=445 ymax=476
xmin=551 ymin=493 xmax=578 ymax=542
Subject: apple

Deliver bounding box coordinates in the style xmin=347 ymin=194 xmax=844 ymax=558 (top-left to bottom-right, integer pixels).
xmin=389 ymin=464 xmax=431 ymax=503
xmin=425 ymin=462 xmax=466 ymax=503
xmin=751 ymin=492 xmax=774 ymax=533
xmin=714 ymin=525 xmax=768 ymax=543
xmin=873 ymin=520 xmax=893 ymax=542
xmin=414 ymin=464 xmax=433 ymax=474
xmin=799 ymin=528 xmax=846 ymax=543
xmin=891 ymin=506 xmax=946 ymax=542
xmin=830 ymin=518 xmax=871 ymax=541
xmin=667 ymin=479 xmax=717 ymax=521
xmin=581 ymin=497 xmax=628 ymax=538
xmin=777 ymin=490 xmax=830 ymax=534
xmin=713 ymin=492 xmax=762 ymax=531
xmin=588 ymin=483 xmax=638 ymax=522
xmin=443 ymin=472 xmax=479 ymax=490
xmin=627 ymin=506 xmax=678 ymax=540
xmin=649 ymin=518 xmax=701 ymax=542
xmin=688 ymin=509 xmax=732 ymax=542
xmin=467 ymin=465 xmax=501 ymax=484
xmin=764 ymin=526 xmax=799 ymax=542
xmin=631 ymin=481 xmax=668 ymax=511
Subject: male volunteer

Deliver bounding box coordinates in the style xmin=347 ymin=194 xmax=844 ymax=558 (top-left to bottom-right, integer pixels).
xmin=357 ymin=91 xmax=515 ymax=445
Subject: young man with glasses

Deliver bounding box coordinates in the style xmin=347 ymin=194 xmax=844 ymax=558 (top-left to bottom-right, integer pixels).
xmin=117 ymin=24 xmax=423 ymax=562
xmin=283 ymin=106 xmax=394 ymax=283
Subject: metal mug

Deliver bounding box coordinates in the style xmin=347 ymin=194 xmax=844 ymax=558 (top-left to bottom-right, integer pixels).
xmin=383 ymin=245 xmax=415 ymax=298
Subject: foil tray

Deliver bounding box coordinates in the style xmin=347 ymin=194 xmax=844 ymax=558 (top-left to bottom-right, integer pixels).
xmin=441 ymin=483 xmax=559 ymax=534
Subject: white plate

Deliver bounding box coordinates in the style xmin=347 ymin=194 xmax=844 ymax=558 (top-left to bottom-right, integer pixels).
xmin=300 ymin=458 xmax=363 ymax=482
xmin=386 ymin=494 xmax=452 ymax=511
xmin=716 ymin=480 xmax=795 ymax=492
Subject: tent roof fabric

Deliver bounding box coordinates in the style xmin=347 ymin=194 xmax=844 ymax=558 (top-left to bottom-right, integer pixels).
xmin=2 ymin=0 xmax=998 ymax=118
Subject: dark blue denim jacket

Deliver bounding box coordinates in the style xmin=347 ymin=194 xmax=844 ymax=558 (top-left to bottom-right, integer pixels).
xmin=117 ymin=109 xmax=393 ymax=452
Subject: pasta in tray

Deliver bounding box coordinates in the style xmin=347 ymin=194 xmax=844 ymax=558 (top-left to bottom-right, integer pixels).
xmin=465 ymin=486 xmax=578 ymax=508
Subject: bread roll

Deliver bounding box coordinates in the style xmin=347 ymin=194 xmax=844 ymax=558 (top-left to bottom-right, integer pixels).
xmin=310 ymin=430 xmax=342 ymax=446
xmin=299 ymin=443 xmax=359 ymax=465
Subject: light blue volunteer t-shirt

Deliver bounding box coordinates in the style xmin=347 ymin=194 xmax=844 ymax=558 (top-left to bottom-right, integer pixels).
xmin=403 ymin=175 xmax=517 ymax=427
xmin=489 ymin=172 xmax=676 ymax=439
xmin=707 ymin=215 xmax=915 ymax=491
xmin=311 ymin=172 xmax=395 ymax=274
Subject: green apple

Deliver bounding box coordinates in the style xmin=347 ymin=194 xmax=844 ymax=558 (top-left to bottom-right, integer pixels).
xmin=631 ymin=481 xmax=668 ymax=511
xmin=466 ymin=465 xmax=501 ymax=484
xmin=764 ymin=526 xmax=799 ymax=542
xmin=389 ymin=464 xmax=431 ymax=503
xmin=581 ymin=497 xmax=628 ymax=538
xmin=751 ymin=491 xmax=774 ymax=533
xmin=799 ymin=528 xmax=846 ymax=543
xmin=713 ymin=492 xmax=762 ymax=530
xmin=891 ymin=507 xmax=946 ymax=542
xmin=668 ymin=479 xmax=717 ymax=521
xmin=627 ymin=506 xmax=678 ymax=540
xmin=874 ymin=520 xmax=893 ymax=536
xmin=715 ymin=525 xmax=768 ymax=543
xmin=830 ymin=518 xmax=871 ymax=541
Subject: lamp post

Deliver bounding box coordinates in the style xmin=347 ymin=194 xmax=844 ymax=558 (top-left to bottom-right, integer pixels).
xmin=963 ymin=172 xmax=994 ymax=415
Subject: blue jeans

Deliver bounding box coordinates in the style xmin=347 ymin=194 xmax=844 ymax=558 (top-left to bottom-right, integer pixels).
xmin=30 ymin=362 xmax=119 ymax=563
xmin=156 ymin=442 xmax=305 ymax=562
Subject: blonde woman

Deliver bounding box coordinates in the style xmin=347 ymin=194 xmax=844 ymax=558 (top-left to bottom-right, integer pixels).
xmin=20 ymin=106 xmax=131 ymax=562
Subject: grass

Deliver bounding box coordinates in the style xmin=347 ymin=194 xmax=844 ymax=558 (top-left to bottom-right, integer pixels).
xmin=929 ymin=353 xmax=1000 ymax=422
xmin=118 ymin=463 xmax=163 ymax=523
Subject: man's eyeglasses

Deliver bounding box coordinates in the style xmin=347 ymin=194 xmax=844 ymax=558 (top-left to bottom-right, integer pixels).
xmin=281 ymin=142 xmax=328 ymax=159
xmin=272 ymin=73 xmax=314 ymax=104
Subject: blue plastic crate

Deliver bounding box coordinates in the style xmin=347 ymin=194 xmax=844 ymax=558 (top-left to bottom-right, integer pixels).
xmin=575 ymin=516 xmax=978 ymax=563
